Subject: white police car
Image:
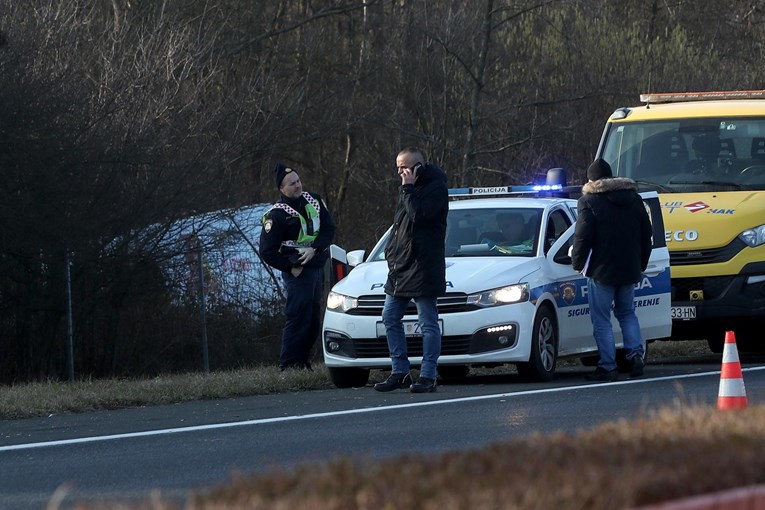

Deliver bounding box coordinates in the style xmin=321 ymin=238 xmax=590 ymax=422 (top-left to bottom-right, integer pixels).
xmin=322 ymin=182 xmax=672 ymax=388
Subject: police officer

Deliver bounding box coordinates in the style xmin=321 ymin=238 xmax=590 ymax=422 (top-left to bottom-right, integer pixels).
xmin=259 ymin=163 xmax=335 ymax=370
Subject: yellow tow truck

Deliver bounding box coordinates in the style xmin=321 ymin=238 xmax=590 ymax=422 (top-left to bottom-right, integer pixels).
xmin=596 ymin=90 xmax=765 ymax=352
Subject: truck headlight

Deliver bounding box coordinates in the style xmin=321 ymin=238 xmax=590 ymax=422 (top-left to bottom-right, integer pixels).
xmin=740 ymin=224 xmax=765 ymax=247
xmin=326 ymin=291 xmax=358 ymax=312
xmin=467 ymin=283 xmax=529 ymax=307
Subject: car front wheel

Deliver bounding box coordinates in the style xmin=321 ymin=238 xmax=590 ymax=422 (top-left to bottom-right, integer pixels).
xmin=517 ymin=306 xmax=557 ymax=382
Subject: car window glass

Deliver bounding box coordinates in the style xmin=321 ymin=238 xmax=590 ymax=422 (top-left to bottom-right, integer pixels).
xmin=367 ymin=207 xmax=545 ymax=260
xmin=543 ymin=209 xmax=573 ymax=254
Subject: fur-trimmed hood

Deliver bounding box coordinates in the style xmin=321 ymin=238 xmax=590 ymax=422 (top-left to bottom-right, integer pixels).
xmin=582 ymin=177 xmax=640 ymax=207
xmin=582 ymin=176 xmax=638 ymax=195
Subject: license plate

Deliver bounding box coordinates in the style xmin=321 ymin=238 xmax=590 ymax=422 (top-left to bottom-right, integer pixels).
xmin=671 ymin=306 xmax=697 ymax=320
xmin=376 ymin=320 xmax=444 ymax=337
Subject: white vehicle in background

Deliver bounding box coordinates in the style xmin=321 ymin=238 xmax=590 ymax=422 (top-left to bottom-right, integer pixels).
xmin=322 ymin=178 xmax=672 ymax=388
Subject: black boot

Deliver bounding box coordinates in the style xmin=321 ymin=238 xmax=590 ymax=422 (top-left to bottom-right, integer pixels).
xmin=410 ymin=376 xmax=437 ymax=393
xmin=373 ymin=372 xmax=413 ymax=392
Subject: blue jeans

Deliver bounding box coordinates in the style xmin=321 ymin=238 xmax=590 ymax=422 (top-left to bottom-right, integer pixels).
xmin=588 ymin=279 xmax=645 ymax=371
xmin=382 ymin=294 xmax=441 ymax=379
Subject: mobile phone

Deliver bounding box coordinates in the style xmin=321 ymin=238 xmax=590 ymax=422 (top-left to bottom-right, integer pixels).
xmin=412 ymin=162 xmax=423 ymax=176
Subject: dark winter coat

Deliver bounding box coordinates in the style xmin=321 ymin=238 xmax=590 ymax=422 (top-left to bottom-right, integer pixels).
xmin=571 ymin=177 xmax=652 ymax=286
xmin=259 ymin=192 xmax=336 ymax=273
xmin=384 ymin=162 xmax=448 ymax=297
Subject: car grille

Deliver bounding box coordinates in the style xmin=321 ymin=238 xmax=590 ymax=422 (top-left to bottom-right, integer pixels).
xmin=669 ymin=239 xmax=745 ymax=265
xmin=672 ymin=276 xmax=734 ymax=301
xmin=346 ymin=292 xmax=472 ymax=316
xmin=338 ymin=336 xmax=473 ymax=357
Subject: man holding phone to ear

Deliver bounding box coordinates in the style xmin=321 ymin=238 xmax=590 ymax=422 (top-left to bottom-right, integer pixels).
xmin=374 ymin=147 xmax=448 ymax=393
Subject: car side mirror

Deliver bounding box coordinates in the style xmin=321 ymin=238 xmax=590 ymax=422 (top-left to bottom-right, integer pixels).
xmin=347 ymin=250 xmax=366 ymax=267
xmin=553 ymin=243 xmax=572 ymax=265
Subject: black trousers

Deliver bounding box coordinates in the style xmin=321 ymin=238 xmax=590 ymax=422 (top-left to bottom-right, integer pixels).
xmin=279 ymin=266 xmax=324 ymax=368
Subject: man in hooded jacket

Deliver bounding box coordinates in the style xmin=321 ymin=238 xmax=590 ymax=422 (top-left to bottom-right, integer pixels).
xmin=374 ymin=147 xmax=448 ymax=393
xmin=571 ymin=158 xmax=653 ymax=382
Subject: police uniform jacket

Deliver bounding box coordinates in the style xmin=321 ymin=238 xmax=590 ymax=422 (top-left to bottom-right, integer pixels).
xmin=571 ymin=177 xmax=652 ymax=286
xmin=384 ymin=162 xmax=448 ymax=297
xmin=259 ymin=192 xmax=336 ymax=273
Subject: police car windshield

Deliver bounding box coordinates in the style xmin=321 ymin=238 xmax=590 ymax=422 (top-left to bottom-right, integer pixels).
xmin=367 ymin=207 xmax=541 ymax=261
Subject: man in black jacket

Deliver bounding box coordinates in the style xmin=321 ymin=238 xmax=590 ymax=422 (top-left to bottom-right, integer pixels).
xmin=571 ymin=159 xmax=652 ymax=382
xmin=260 ymin=163 xmax=335 ymax=371
xmin=374 ymin=147 xmax=448 ymax=393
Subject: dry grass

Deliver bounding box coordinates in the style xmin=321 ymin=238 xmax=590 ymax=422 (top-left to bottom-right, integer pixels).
xmin=0 ymin=366 xmax=333 ymax=420
xmin=0 ymin=340 xmax=711 ymax=420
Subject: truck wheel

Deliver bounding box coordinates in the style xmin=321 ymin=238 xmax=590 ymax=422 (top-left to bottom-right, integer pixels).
xmin=707 ymin=336 xmax=724 ymax=354
xmin=328 ymin=367 xmax=370 ymax=388
xmin=517 ymin=306 xmax=557 ymax=382
xmin=732 ymin=327 xmax=765 ymax=353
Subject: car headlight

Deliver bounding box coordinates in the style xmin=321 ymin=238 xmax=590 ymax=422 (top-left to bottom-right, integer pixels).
xmin=326 ymin=291 xmax=358 ymax=312
xmin=740 ymin=224 xmax=765 ymax=247
xmin=467 ymin=283 xmax=529 ymax=307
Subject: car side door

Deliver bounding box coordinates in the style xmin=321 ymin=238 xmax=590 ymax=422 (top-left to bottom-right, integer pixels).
xmin=547 ymin=191 xmax=672 ymax=354
xmin=634 ymin=191 xmax=672 ymax=341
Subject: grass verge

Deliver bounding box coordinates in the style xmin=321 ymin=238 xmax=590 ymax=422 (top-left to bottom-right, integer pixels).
xmin=0 ymin=340 xmax=711 ymax=421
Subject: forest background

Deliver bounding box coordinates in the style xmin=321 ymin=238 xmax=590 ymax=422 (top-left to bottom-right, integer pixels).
xmin=1 ymin=0 xmax=763 ymax=384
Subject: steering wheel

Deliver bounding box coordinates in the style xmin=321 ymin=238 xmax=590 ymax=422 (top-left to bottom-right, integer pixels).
xmin=739 ymin=164 xmax=765 ymax=176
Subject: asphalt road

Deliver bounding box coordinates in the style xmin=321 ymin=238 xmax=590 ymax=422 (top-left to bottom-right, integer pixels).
xmin=2 ymin=351 xmax=764 ymax=509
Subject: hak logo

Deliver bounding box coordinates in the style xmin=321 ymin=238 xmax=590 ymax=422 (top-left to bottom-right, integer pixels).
xmin=684 ymin=201 xmax=709 ymax=213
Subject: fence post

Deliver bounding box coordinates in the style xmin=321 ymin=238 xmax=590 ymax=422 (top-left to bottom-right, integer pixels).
xmin=196 ymin=244 xmax=210 ymax=373
xmin=65 ymin=252 xmax=74 ymax=382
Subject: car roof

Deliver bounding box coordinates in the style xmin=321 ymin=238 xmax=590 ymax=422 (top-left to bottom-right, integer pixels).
xmin=449 ymin=196 xmax=577 ymax=210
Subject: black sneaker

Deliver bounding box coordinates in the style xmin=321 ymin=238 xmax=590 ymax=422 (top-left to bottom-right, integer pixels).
xmin=630 ymin=355 xmax=645 ymax=378
xmin=410 ymin=376 xmax=437 ymax=393
xmin=373 ymin=372 xmax=412 ymax=392
xmin=585 ymin=367 xmax=618 ymax=382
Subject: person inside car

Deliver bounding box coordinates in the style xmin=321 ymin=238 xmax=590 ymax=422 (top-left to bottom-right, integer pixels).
xmin=481 ymin=212 xmax=530 ymax=249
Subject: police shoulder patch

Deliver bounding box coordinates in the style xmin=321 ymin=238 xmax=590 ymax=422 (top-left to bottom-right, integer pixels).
xmin=264 ymin=219 xmax=273 ymax=233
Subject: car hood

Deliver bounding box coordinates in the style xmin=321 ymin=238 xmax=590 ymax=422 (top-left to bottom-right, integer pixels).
xmin=330 ymin=258 xmax=541 ymax=297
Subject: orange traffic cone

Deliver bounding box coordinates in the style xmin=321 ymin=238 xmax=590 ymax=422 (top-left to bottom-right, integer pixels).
xmin=717 ymin=330 xmax=747 ymax=410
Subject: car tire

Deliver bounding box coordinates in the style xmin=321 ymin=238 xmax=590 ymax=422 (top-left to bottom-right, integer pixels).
xmin=328 ymin=367 xmax=370 ymax=388
xmin=517 ymin=306 xmax=557 ymax=382
xmin=438 ymin=365 xmax=470 ymax=380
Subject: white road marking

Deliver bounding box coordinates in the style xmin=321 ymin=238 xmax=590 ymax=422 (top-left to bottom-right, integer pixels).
xmin=3 ymin=367 xmax=764 ymax=452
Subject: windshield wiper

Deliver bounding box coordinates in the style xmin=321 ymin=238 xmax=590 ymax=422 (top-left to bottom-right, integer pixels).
xmin=633 ymin=180 xmax=676 ymax=193
xmin=667 ymin=179 xmax=743 ymax=190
